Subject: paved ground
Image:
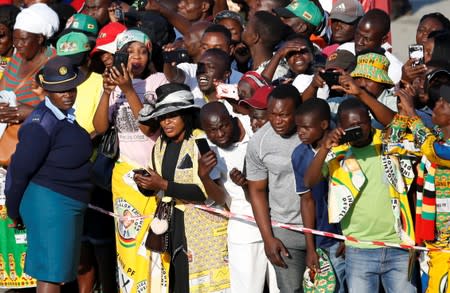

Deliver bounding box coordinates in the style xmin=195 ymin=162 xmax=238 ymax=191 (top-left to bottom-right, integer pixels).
xmin=391 ymin=0 xmax=450 ymax=62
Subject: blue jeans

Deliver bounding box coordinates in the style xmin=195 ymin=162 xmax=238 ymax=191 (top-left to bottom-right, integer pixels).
xmin=345 ymin=246 xmax=416 ymax=293
xmin=322 ymin=242 xmax=346 ymax=293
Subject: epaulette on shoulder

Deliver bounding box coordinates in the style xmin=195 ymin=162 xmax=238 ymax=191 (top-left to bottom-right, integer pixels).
xmin=26 ymin=106 xmax=59 ymax=136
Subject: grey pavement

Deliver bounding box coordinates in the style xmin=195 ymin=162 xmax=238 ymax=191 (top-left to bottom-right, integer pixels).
xmin=391 ymin=0 xmax=450 ymax=62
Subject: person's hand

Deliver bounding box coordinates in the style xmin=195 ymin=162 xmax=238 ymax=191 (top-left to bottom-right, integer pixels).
xmin=264 ymin=236 xmax=289 ymax=268
xmin=234 ymin=42 xmax=251 ymax=64
xmin=332 ymin=73 xmax=362 ymax=96
xmin=0 ymin=103 xmax=20 ymax=123
xmin=310 ymin=71 xmax=326 ymax=89
xmin=162 ymin=42 xmax=184 ymax=67
xmin=229 ymin=168 xmax=247 ymax=187
xmin=401 ymin=58 xmax=427 ymax=83
xmin=323 ymin=128 xmax=345 ymax=150
xmin=396 ymin=81 xmax=417 ymax=117
xmin=108 ymin=1 xmax=130 ymax=22
xmin=109 ymin=63 xmax=133 ymax=92
xmin=306 ymin=248 xmax=320 ymax=272
xmin=335 ymin=242 xmax=345 ymax=258
xmin=102 ymin=68 xmax=116 ymax=94
xmin=133 ymin=168 xmax=167 ymax=191
xmin=276 ymin=40 xmax=309 ymax=59
xmin=198 ymin=151 xmax=217 ymax=179
xmin=31 ymin=79 xmax=45 ymax=101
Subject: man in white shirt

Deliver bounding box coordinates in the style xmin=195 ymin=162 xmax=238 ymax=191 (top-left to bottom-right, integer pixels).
xmin=200 ymin=102 xmax=278 ymax=293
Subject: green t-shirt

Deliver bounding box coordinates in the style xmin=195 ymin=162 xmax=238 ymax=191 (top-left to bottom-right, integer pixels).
xmin=340 ymin=144 xmax=400 ymax=248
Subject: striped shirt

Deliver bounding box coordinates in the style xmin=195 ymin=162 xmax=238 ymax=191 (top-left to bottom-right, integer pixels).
xmin=2 ymin=47 xmax=55 ymax=107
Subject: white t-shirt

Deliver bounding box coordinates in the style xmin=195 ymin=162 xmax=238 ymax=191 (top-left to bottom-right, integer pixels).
xmin=338 ymin=42 xmax=403 ymax=84
xmin=292 ymin=74 xmax=330 ymax=99
xmin=109 ymin=73 xmax=168 ymax=166
xmin=210 ymin=125 xmax=262 ymax=243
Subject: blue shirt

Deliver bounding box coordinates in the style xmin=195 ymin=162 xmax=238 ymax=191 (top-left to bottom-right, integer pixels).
xmin=291 ymin=143 xmax=341 ymax=248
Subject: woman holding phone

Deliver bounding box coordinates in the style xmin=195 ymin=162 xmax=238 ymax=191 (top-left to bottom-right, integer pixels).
xmin=136 ymin=83 xmax=229 ymax=292
xmin=92 ymin=29 xmax=167 ymax=293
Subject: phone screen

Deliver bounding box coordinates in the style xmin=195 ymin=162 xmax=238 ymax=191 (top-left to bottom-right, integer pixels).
xmin=408 ymin=44 xmax=424 ymax=66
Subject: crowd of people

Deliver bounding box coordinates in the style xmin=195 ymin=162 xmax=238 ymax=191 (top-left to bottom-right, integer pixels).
xmin=0 ymin=0 xmax=449 ymax=292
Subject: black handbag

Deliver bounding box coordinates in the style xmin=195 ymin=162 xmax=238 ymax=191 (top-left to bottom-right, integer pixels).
xmin=91 ymin=126 xmax=119 ymax=190
xmin=97 ymin=125 xmax=119 ymax=159
xmin=145 ymin=198 xmax=174 ymax=253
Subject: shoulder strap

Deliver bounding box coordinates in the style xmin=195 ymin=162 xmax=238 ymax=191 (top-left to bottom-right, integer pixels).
xmin=13 ymin=52 xmax=50 ymax=92
xmin=26 ymin=105 xmax=59 ymax=135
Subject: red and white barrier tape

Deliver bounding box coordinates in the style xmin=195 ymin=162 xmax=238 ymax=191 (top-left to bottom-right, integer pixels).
xmin=88 ymin=203 xmax=450 ymax=252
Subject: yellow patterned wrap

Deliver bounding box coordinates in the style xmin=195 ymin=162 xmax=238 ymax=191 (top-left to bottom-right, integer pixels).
xmin=152 ymin=129 xmax=230 ymax=292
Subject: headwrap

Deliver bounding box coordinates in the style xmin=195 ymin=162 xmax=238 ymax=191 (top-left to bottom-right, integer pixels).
xmin=13 ymin=3 xmax=59 ymax=38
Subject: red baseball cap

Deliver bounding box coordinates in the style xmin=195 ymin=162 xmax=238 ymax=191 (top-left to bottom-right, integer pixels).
xmin=90 ymin=22 xmax=127 ymax=57
xmin=239 ymin=86 xmax=273 ymax=110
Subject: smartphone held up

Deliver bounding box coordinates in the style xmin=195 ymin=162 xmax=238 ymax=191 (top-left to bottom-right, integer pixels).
xmin=408 ymin=44 xmax=424 ymax=67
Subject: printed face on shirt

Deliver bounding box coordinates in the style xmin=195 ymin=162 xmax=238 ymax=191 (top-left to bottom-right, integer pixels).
xmin=267 ymin=97 xmax=296 ymax=137
xmin=47 ymin=88 xmax=77 ymax=111
xmin=0 ymin=24 xmax=13 ymax=56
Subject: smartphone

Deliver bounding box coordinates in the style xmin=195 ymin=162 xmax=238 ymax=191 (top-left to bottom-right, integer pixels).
xmin=195 ymin=138 xmax=211 ymax=155
xmin=133 ymin=168 xmax=151 ymax=177
xmin=113 ymin=52 xmax=129 ymax=74
xmin=133 ymin=169 xmax=154 ymax=196
xmin=216 ymin=83 xmax=239 ymax=100
xmin=340 ymin=126 xmax=363 ymax=144
xmin=408 ymin=44 xmax=424 ymax=67
xmin=163 ymin=49 xmax=190 ymax=64
xmin=114 ymin=7 xmax=124 ymax=22
xmin=320 ymin=71 xmax=341 ymax=87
